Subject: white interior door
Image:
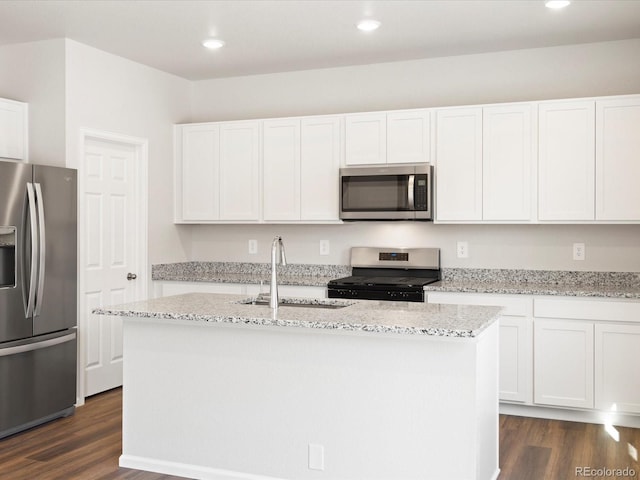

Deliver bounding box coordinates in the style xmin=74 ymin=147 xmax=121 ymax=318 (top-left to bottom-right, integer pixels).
xmin=81 ymin=134 xmax=146 ymax=397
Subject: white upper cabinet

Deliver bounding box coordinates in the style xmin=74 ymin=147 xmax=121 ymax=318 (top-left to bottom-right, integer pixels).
xmin=344 ymin=110 xmax=431 ymax=166
xmin=263 ymin=119 xmax=301 ymax=221
xmin=436 ymin=104 xmax=533 ymax=222
xmin=218 ymin=121 xmax=261 ymax=221
xmin=482 ymin=104 xmax=533 ymax=221
xmin=175 ymin=93 xmax=640 ymax=225
xmin=263 ymin=116 xmax=341 ymax=222
xmin=344 ymin=113 xmax=387 ymax=165
xmin=595 ymin=97 xmax=640 ymax=221
xmin=538 ymin=101 xmax=595 ymax=221
xmin=175 ymin=121 xmax=260 ymax=223
xmin=300 ymin=116 xmax=341 ymax=221
xmin=387 ymin=110 xmax=430 ymax=164
xmin=0 ymin=98 xmax=28 ymax=161
xmin=435 ymin=107 xmax=483 ymax=221
xmin=178 ymin=124 xmax=220 ymax=221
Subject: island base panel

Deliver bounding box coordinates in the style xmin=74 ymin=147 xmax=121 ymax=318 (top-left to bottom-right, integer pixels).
xmin=120 ymin=319 xmax=499 ymax=480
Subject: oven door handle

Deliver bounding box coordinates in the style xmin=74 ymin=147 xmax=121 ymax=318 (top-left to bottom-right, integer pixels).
xmin=407 ymin=174 xmax=415 ymax=210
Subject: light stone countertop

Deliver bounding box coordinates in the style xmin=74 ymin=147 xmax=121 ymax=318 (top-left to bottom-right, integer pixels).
xmin=424 ymin=280 xmax=640 ymax=299
xmin=426 ymin=268 xmax=640 ymax=299
xmin=152 ymin=262 xmax=640 ymax=299
xmin=152 ymin=262 xmax=350 ymax=287
xmin=93 ymin=293 xmax=502 ymax=338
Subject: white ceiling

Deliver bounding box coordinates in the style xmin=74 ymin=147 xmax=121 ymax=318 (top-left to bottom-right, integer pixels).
xmin=0 ymin=0 xmax=639 ymax=81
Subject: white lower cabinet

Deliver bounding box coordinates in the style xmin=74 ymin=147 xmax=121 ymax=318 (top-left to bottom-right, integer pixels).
xmin=595 ymin=323 xmax=640 ymax=414
xmin=499 ymin=316 xmax=532 ymax=403
xmin=533 ymin=297 xmax=640 ymax=414
xmin=533 ymin=319 xmax=594 ymax=409
xmin=428 ymin=291 xmax=640 ymax=419
xmin=425 ymin=292 xmax=532 ymax=403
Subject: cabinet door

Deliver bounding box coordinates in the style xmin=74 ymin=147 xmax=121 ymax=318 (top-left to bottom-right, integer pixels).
xmin=426 ymin=292 xmax=533 ymax=403
xmin=534 ymin=319 xmax=594 ymax=409
xmin=0 ymin=98 xmax=27 ymax=160
xmin=482 ymin=105 xmax=532 ymax=221
xmin=179 ymin=124 xmax=220 ymax=221
xmin=344 ymin=113 xmax=386 ymax=165
xmin=263 ymin=119 xmax=301 ymax=221
xmin=595 ymin=323 xmax=640 ymax=413
xmin=300 ymin=116 xmax=341 ymax=221
xmin=387 ymin=110 xmax=430 ymax=164
xmin=435 ymin=108 xmax=482 ymax=221
xmin=538 ymin=101 xmax=595 ymax=221
xmin=596 ymin=98 xmax=640 ymax=221
xmin=499 ymin=316 xmax=532 ymax=403
xmin=219 ymin=122 xmax=261 ymax=221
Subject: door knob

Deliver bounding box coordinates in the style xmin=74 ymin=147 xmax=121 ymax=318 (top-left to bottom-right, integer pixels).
xmin=127 ymin=273 xmax=137 ymax=280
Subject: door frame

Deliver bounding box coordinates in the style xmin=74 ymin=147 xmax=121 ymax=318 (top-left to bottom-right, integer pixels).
xmin=76 ymin=128 xmax=148 ymax=405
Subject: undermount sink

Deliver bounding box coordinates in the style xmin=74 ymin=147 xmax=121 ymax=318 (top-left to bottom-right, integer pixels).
xmin=237 ymin=297 xmax=353 ymax=310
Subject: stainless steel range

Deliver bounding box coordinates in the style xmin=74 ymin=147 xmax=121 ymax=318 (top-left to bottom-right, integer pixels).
xmin=327 ymin=247 xmax=440 ymax=302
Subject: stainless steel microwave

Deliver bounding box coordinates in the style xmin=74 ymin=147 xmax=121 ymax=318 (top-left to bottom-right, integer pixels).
xmin=339 ymin=164 xmax=433 ymax=220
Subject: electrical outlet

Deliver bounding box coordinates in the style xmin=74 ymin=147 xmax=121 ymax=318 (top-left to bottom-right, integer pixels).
xmin=248 ymin=239 xmax=258 ymax=255
xmin=573 ymin=243 xmax=585 ymax=261
xmin=319 ymin=240 xmax=330 ymax=256
xmin=457 ymin=241 xmax=469 ymax=259
xmin=308 ymin=444 xmax=325 ymax=471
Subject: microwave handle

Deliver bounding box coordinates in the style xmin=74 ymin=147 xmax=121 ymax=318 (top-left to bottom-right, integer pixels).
xmin=407 ymin=174 xmax=415 ymax=210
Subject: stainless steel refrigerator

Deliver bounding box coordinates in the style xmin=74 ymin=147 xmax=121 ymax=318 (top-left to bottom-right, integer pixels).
xmin=0 ymin=159 xmax=77 ymax=439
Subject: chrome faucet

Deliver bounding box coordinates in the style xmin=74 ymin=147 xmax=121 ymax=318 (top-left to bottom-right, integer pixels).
xmin=269 ymin=236 xmax=287 ymax=311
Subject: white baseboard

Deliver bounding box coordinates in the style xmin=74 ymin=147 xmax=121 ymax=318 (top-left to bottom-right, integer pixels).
xmin=119 ymin=455 xmax=285 ymax=480
xmin=500 ymin=403 xmax=640 ymax=428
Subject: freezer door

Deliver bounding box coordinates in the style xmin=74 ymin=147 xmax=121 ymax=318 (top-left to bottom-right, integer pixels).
xmin=0 ymin=161 xmax=33 ymax=343
xmin=32 ymin=165 xmax=77 ymax=335
xmin=0 ymin=329 xmax=77 ymax=439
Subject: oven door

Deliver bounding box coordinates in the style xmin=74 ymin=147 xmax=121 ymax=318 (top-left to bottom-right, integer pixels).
xmin=339 ymin=165 xmax=432 ymax=220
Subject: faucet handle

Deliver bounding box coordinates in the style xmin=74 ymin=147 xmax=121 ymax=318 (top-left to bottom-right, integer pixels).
xmin=278 ymin=237 xmax=287 ymax=266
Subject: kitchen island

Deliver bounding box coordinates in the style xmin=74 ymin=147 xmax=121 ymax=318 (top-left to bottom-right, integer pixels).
xmin=94 ymin=293 xmax=502 ymax=480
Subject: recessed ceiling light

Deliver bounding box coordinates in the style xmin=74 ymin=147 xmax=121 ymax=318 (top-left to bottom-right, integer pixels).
xmin=202 ymin=38 xmax=225 ymax=49
xmin=545 ymin=0 xmax=571 ymax=9
xmin=356 ymin=19 xmax=381 ymax=32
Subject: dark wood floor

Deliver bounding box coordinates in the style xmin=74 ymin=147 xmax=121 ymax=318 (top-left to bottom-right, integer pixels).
xmin=499 ymin=414 xmax=640 ymax=479
xmin=1 ymin=388 xmax=639 ymax=479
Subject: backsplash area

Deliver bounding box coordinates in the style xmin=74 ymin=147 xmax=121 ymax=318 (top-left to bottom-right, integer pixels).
xmin=183 ymin=222 xmax=640 ymax=273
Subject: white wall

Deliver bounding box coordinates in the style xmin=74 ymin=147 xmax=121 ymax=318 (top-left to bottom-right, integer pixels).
xmin=185 ymin=39 xmax=640 ymax=272
xmin=191 ymin=39 xmax=640 ymax=121
xmin=0 ymin=39 xmax=66 ymax=165
xmin=188 ymin=223 xmax=640 ymax=272
xmin=64 ymin=40 xmax=193 ymax=265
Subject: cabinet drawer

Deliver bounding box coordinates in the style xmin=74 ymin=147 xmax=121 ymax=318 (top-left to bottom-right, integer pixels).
xmin=534 ymin=297 xmax=640 ymax=323
xmin=426 ymin=292 xmax=532 ymax=317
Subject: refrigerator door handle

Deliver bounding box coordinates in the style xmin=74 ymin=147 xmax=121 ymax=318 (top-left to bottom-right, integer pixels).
xmin=25 ymin=182 xmax=38 ymax=318
xmin=0 ymin=332 xmax=76 ymax=357
xmin=34 ymin=182 xmax=46 ymax=316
